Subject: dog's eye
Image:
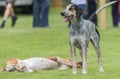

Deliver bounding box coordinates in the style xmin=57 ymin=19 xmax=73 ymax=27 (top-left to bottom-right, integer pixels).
xmin=69 ymin=7 xmax=75 ymax=12
xmin=69 ymin=8 xmax=73 ymax=10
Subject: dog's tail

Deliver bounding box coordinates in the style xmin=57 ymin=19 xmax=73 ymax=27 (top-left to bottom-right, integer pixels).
xmin=89 ymin=0 xmax=119 ymax=41
xmin=88 ymin=0 xmax=119 ymax=21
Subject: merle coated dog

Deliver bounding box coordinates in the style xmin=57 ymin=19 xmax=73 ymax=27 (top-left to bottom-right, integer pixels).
xmin=61 ymin=4 xmax=104 ymax=74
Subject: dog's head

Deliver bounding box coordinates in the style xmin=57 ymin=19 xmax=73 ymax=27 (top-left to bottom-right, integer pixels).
xmin=4 ymin=58 xmax=20 ymax=72
xmin=61 ymin=4 xmax=83 ymax=22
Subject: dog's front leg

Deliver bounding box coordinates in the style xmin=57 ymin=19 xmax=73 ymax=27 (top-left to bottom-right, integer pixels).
xmin=82 ymin=47 xmax=87 ymax=74
xmin=70 ymin=45 xmax=77 ymax=74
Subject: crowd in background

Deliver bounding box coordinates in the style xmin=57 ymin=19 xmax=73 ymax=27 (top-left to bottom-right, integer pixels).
xmin=0 ymin=0 xmax=120 ymax=28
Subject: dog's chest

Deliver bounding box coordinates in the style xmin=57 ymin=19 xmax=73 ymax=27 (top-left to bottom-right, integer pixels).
xmin=70 ymin=26 xmax=91 ymax=49
xmin=70 ymin=36 xmax=88 ymax=49
xmin=70 ymin=26 xmax=91 ymax=40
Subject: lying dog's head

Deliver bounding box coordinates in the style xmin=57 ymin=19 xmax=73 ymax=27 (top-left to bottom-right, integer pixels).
xmin=61 ymin=4 xmax=83 ymax=22
xmin=2 ymin=58 xmax=33 ymax=72
xmin=4 ymin=58 xmax=20 ymax=72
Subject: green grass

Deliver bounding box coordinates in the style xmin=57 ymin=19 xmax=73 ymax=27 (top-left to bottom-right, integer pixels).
xmin=0 ymin=7 xmax=120 ymax=79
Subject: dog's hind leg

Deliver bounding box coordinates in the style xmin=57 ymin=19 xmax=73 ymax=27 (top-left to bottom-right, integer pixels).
xmin=91 ymin=37 xmax=104 ymax=72
xmin=95 ymin=46 xmax=104 ymax=72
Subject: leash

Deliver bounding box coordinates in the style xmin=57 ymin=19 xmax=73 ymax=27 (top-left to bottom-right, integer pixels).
xmin=88 ymin=0 xmax=120 ymax=20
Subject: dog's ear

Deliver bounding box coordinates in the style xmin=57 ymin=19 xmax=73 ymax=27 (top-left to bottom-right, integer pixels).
xmin=79 ymin=7 xmax=83 ymax=15
xmin=76 ymin=5 xmax=83 ymax=18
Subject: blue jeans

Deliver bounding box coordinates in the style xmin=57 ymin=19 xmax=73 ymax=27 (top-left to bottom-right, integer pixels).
xmin=79 ymin=4 xmax=86 ymax=19
xmin=33 ymin=0 xmax=50 ymax=27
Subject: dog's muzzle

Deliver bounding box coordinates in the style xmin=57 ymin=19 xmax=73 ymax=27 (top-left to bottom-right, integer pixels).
xmin=61 ymin=12 xmax=65 ymax=16
xmin=61 ymin=12 xmax=73 ymax=22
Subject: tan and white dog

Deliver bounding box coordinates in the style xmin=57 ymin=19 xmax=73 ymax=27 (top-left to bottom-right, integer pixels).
xmin=0 ymin=56 xmax=82 ymax=72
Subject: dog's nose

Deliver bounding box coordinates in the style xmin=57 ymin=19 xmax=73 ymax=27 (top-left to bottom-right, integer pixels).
xmin=61 ymin=12 xmax=65 ymax=16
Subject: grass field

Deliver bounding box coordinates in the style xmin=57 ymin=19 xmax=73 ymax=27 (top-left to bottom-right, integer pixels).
xmin=0 ymin=7 xmax=120 ymax=79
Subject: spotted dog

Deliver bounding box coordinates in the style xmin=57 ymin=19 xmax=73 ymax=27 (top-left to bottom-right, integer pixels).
xmin=61 ymin=4 xmax=104 ymax=74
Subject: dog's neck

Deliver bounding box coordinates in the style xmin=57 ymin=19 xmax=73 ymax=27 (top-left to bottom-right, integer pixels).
xmin=70 ymin=17 xmax=84 ymax=35
xmin=70 ymin=16 xmax=83 ymax=29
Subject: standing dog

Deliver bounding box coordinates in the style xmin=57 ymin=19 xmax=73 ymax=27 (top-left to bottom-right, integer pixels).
xmin=61 ymin=4 xmax=104 ymax=74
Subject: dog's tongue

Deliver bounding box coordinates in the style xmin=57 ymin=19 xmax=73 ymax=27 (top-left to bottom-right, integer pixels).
xmin=62 ymin=18 xmax=68 ymax=22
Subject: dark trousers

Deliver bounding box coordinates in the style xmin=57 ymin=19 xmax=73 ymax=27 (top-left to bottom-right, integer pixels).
xmin=33 ymin=0 xmax=50 ymax=27
xmin=111 ymin=0 xmax=118 ymax=27
xmin=87 ymin=0 xmax=97 ymax=26
xmin=79 ymin=4 xmax=86 ymax=19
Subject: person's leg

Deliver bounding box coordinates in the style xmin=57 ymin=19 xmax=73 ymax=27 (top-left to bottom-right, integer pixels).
xmin=10 ymin=4 xmax=17 ymax=27
xmin=40 ymin=0 xmax=50 ymax=27
xmin=3 ymin=3 xmax=12 ymax=20
xmin=87 ymin=0 xmax=97 ymax=26
xmin=11 ymin=14 xmax=17 ymax=27
xmin=0 ymin=3 xmax=17 ymax=28
xmin=0 ymin=3 xmax=12 ymax=28
xmin=111 ymin=2 xmax=118 ymax=27
xmin=33 ymin=0 xmax=41 ymax=27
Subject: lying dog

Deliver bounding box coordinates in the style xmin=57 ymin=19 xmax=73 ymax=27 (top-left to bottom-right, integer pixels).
xmin=61 ymin=4 xmax=104 ymax=74
xmin=0 ymin=56 xmax=82 ymax=72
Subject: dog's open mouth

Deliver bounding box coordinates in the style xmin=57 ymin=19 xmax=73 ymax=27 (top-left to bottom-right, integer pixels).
xmin=62 ymin=16 xmax=72 ymax=22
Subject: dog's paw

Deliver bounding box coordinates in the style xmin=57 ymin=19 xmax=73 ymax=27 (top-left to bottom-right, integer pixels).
xmin=99 ymin=68 xmax=104 ymax=73
xmin=72 ymin=71 xmax=77 ymax=75
xmin=82 ymin=70 xmax=87 ymax=74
